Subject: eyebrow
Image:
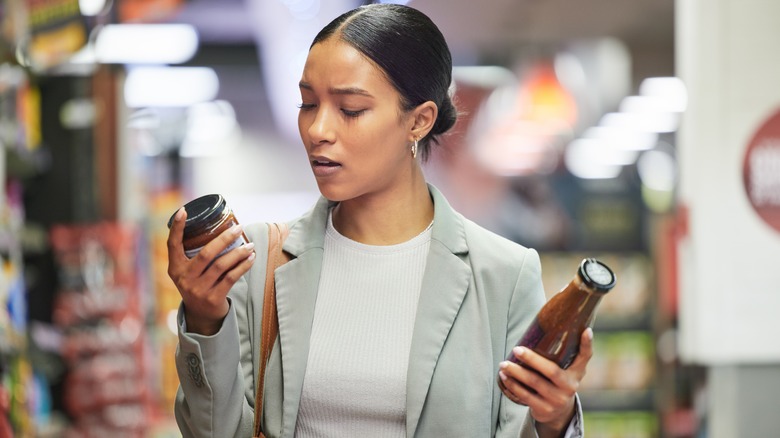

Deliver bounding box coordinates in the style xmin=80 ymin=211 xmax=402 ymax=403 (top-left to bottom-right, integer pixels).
xmin=299 ymin=81 xmax=374 ymax=98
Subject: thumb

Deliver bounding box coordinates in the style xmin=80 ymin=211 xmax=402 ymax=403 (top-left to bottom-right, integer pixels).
xmin=568 ymin=328 xmax=594 ymax=376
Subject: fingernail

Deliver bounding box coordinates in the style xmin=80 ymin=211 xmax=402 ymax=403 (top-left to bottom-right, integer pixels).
xmin=247 ymin=251 xmax=256 ymax=261
xmin=499 ymin=361 xmax=509 ymax=370
xmin=245 ymin=242 xmax=256 ymax=251
xmin=232 ymin=224 xmax=243 ymax=235
xmin=586 ymin=327 xmax=594 ymax=340
xmin=498 ymin=371 xmax=507 ymax=382
xmin=513 ymin=346 xmax=525 ymax=357
xmin=176 ymin=207 xmax=186 ymax=220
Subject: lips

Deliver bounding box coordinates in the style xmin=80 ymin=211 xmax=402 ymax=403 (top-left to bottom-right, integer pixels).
xmin=312 ymin=158 xmax=340 ymax=167
xmin=310 ymin=156 xmax=342 ymax=177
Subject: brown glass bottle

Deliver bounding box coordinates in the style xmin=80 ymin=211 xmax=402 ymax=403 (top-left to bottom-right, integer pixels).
xmin=498 ymin=258 xmax=616 ymax=398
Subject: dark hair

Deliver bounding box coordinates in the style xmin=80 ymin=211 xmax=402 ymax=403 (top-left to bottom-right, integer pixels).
xmin=311 ymin=4 xmax=457 ymax=161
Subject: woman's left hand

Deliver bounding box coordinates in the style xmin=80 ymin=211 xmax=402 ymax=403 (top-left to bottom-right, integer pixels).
xmin=498 ymin=328 xmax=593 ymax=436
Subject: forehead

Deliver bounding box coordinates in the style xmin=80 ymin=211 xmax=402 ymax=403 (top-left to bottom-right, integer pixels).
xmin=301 ymin=38 xmax=392 ymax=92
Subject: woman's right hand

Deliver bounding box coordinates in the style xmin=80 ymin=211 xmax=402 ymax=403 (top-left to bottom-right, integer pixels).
xmin=167 ymin=207 xmax=257 ymax=336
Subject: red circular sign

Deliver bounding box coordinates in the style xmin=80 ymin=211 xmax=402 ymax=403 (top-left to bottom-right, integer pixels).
xmin=743 ymin=108 xmax=780 ymax=233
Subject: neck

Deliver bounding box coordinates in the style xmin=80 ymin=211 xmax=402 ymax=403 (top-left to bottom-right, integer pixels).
xmin=332 ymin=172 xmax=433 ymax=245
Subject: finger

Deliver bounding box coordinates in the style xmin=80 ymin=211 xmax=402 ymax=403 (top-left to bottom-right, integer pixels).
xmin=509 ymin=347 xmax=560 ymax=383
xmin=167 ymin=207 xmax=188 ymax=263
xmin=499 ymin=361 xmax=563 ymax=415
xmin=499 ymin=359 xmax=553 ymax=397
xmin=213 ymin=246 xmax=257 ymax=292
xmin=201 ymin=241 xmax=256 ymax=289
xmin=567 ymin=328 xmax=594 ymax=378
xmin=179 ymin=246 xmax=255 ymax=322
xmin=509 ymin=347 xmax=577 ymax=397
xmin=191 ymin=224 xmax=246 ymax=276
xmin=498 ymin=365 xmax=538 ymax=405
xmin=500 ymin=359 xmax=575 ymax=424
xmin=188 ymin=248 xmax=256 ymax=322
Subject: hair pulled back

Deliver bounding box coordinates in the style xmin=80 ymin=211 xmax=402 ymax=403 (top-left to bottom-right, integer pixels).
xmin=311 ymin=4 xmax=457 ymax=161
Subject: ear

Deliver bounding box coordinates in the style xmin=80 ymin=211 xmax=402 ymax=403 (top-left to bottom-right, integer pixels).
xmin=409 ymin=101 xmax=438 ymax=141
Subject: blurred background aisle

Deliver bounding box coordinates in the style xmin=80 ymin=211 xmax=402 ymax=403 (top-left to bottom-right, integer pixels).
xmin=0 ymin=0 xmax=778 ymax=437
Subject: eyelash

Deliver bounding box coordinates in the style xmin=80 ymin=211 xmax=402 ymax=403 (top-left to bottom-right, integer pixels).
xmin=341 ymin=109 xmax=366 ymax=118
xmin=297 ymin=103 xmax=366 ymax=118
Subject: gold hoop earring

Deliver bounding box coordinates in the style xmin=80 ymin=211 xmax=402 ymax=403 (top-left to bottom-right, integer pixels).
xmin=412 ymin=138 xmax=418 ymax=159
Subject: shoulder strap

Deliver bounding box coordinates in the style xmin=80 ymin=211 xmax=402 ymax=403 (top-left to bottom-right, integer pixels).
xmin=254 ymin=222 xmax=291 ymax=438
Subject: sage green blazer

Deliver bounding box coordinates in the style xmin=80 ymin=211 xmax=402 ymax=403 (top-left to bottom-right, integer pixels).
xmin=174 ymin=185 xmax=581 ymax=437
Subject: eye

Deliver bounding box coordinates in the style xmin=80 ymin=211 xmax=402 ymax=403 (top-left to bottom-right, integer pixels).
xmin=341 ymin=109 xmax=366 ymax=118
xmin=297 ymin=103 xmax=316 ymax=111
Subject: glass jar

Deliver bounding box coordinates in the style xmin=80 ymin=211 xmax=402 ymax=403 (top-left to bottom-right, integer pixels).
xmin=167 ymin=194 xmax=248 ymax=260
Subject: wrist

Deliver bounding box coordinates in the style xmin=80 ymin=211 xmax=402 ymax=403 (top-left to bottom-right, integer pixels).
xmin=183 ymin=304 xmax=228 ymax=336
xmin=534 ymin=400 xmax=575 ymax=438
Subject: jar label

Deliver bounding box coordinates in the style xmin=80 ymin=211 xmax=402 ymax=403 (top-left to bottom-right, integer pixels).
xmin=185 ymin=235 xmax=248 ymax=260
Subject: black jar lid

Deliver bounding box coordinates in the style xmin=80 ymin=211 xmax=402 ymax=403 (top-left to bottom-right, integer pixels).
xmin=167 ymin=194 xmax=227 ymax=231
xmin=578 ymin=258 xmax=616 ymax=293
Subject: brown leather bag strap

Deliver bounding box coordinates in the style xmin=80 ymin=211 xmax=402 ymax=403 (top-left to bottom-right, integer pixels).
xmin=254 ymin=223 xmax=290 ymax=438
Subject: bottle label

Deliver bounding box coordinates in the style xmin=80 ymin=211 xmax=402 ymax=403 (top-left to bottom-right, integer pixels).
xmin=184 ymin=235 xmax=248 ymax=260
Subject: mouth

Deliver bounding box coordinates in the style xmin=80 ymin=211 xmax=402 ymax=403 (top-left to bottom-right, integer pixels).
xmin=311 ymin=157 xmax=341 ymax=168
xmin=310 ymin=156 xmax=342 ymax=177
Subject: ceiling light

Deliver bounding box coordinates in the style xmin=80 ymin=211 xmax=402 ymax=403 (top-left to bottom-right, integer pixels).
xmin=600 ymin=110 xmax=680 ymax=134
xmin=79 ymin=0 xmax=107 ymax=16
xmin=564 ymin=138 xmax=624 ymax=179
xmin=452 ymin=66 xmax=516 ymax=88
xmin=124 ymin=67 xmax=219 ymax=108
xmin=95 ymin=24 xmax=199 ymax=65
xmin=582 ymin=125 xmax=658 ymax=152
xmin=639 ymin=77 xmax=688 ymax=113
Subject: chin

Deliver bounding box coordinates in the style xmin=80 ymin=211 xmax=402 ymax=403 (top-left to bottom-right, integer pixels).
xmin=315 ymin=184 xmax=350 ymax=203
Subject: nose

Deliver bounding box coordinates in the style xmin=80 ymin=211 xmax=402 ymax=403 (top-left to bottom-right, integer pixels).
xmin=305 ymin=106 xmax=336 ymax=145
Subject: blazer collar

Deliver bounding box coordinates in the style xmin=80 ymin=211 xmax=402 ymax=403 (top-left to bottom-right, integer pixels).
xmin=274 ymin=184 xmax=472 ymax=437
xmin=428 ymin=184 xmax=469 ymax=255
xmin=281 ymin=184 xmax=468 ymax=256
xmin=406 ymin=185 xmax=472 ymax=435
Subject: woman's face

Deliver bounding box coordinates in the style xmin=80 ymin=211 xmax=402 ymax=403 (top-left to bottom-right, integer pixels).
xmin=298 ymin=38 xmax=415 ymax=203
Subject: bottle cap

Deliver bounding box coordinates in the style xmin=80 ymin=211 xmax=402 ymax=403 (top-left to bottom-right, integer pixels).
xmin=578 ymin=258 xmax=616 ymax=293
xmin=167 ymin=194 xmax=226 ymax=231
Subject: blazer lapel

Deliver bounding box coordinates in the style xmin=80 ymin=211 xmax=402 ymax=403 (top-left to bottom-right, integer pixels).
xmin=406 ymin=185 xmax=472 ymax=436
xmin=274 ymin=252 xmax=321 ymax=437
xmin=274 ymin=197 xmax=331 ymax=437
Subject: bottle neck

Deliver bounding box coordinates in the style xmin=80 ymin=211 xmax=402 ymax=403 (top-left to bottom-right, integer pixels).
xmin=537 ymin=274 xmax=606 ymax=329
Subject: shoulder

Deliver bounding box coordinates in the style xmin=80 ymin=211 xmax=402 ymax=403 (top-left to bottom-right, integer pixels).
xmin=428 ymin=183 xmax=541 ymax=280
xmin=460 ymin=215 xmax=539 ymax=272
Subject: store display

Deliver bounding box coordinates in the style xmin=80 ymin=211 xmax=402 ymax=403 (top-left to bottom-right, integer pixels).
xmin=583 ymin=411 xmax=658 ymax=438
xmin=0 ymin=66 xmax=42 ymax=436
xmin=50 ymin=223 xmax=153 ymax=437
xmin=149 ymin=190 xmax=186 ymax=411
xmin=25 ymin=0 xmax=87 ymax=71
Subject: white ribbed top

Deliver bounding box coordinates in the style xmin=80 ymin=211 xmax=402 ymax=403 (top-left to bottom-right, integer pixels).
xmin=295 ymin=212 xmax=432 ymax=437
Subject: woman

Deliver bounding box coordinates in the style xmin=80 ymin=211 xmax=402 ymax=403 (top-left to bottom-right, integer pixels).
xmin=168 ymin=4 xmax=591 ymax=437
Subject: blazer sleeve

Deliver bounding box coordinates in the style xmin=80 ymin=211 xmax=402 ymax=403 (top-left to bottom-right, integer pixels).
xmin=494 ymin=249 xmax=585 ymax=438
xmin=173 ymin=223 xmax=271 ymax=438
